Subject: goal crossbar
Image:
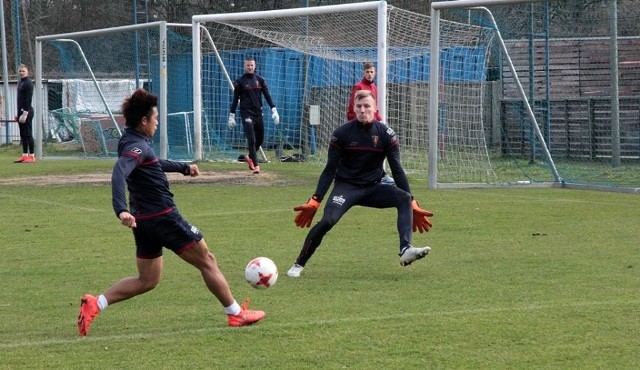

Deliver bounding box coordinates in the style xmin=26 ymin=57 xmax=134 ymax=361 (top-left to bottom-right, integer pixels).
xmin=431 ymin=0 xmax=548 ymax=10
xmin=193 ymin=1 xmax=382 ymax=23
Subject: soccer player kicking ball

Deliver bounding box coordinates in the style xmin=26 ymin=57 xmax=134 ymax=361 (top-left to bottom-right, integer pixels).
xmin=287 ymin=90 xmax=434 ymax=278
xmin=78 ymin=89 xmax=265 ymax=336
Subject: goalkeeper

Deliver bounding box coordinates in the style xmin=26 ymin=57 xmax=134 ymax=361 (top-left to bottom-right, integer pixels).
xmin=287 ymin=90 xmax=434 ymax=278
xmin=228 ymin=56 xmax=279 ymax=174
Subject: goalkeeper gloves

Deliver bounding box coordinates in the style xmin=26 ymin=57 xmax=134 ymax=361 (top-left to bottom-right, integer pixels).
xmin=271 ymin=107 xmax=280 ymax=125
xmin=411 ymin=200 xmax=433 ymax=233
xmin=293 ymin=196 xmax=320 ymax=228
xmin=227 ymin=113 xmax=236 ymax=129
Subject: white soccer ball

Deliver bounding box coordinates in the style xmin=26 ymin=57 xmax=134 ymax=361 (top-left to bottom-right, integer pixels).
xmin=244 ymin=257 xmax=278 ymax=289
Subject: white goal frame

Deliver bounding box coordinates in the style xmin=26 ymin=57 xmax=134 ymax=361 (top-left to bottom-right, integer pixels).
xmin=429 ymin=0 xmax=561 ymax=188
xmin=35 ymin=21 xmax=172 ymax=159
xmin=191 ymin=1 xmax=389 ymax=161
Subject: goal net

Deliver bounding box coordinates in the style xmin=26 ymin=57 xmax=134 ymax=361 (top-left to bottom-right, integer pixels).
xmin=193 ymin=1 xmax=500 ymax=183
xmin=36 ymin=22 xmax=195 ymax=159
xmin=431 ymin=0 xmax=640 ymax=191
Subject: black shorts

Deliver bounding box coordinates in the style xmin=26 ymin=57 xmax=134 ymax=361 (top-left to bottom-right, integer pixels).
xmin=132 ymin=210 xmax=203 ymax=259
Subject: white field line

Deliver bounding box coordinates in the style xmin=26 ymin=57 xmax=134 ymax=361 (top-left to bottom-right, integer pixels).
xmin=1 ymin=299 xmax=638 ymax=350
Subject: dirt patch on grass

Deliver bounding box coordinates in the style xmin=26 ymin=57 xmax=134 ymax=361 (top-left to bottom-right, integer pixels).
xmin=0 ymin=171 xmax=283 ymax=186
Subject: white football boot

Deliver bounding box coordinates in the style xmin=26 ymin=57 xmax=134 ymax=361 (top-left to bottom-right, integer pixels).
xmin=399 ymin=245 xmax=431 ymax=266
xmin=287 ymin=264 xmax=304 ymax=277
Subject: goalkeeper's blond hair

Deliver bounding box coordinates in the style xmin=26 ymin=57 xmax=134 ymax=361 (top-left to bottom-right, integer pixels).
xmin=353 ymin=90 xmax=376 ymax=104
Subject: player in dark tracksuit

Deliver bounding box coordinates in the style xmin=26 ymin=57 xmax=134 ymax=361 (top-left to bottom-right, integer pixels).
xmin=111 ymin=125 xmax=196 ymax=248
xmin=228 ymin=57 xmax=279 ymax=174
xmin=287 ymin=90 xmax=434 ymax=277
xmin=77 ymin=89 xmax=265 ymax=337
xmin=14 ymin=64 xmax=35 ymax=162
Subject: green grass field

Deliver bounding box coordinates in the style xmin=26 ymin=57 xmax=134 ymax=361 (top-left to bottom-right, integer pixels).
xmin=0 ymin=148 xmax=639 ymax=369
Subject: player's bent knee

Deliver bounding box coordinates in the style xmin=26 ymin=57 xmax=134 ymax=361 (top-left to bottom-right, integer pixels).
xmin=395 ymin=189 xmax=412 ymax=204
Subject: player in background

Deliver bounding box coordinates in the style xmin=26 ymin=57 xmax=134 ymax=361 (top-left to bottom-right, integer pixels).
xmin=77 ymin=89 xmax=265 ymax=336
xmin=346 ymin=62 xmax=382 ymax=121
xmin=228 ymin=56 xmax=279 ymax=174
xmin=347 ymin=62 xmax=394 ymax=185
xmin=14 ymin=64 xmax=35 ymax=163
xmin=287 ymin=90 xmax=434 ymax=278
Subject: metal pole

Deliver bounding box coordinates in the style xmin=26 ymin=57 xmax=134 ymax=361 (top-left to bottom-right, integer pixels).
xmin=544 ymin=1 xmax=551 ymax=151
xmin=428 ymin=7 xmax=440 ymax=188
xmin=432 ymin=0 xmax=547 ymax=9
xmin=159 ymin=21 xmax=167 ymax=159
xmin=12 ymin=0 xmax=19 ymax=72
xmin=1 ymin=0 xmax=11 ymax=144
xmin=528 ymin=4 xmax=536 ymax=163
xmin=609 ymin=0 xmax=620 ymax=167
xmin=35 ymin=40 xmax=42 ymax=158
xmin=133 ymin=0 xmax=141 ymax=87
xmin=192 ymin=19 xmax=202 ymax=160
xmin=377 ymin=0 xmax=387 ymax=120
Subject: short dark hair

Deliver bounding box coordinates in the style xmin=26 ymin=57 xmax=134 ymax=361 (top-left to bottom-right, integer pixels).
xmin=245 ymin=56 xmax=255 ymax=62
xmin=121 ymin=88 xmax=157 ymax=128
xmin=363 ymin=62 xmax=375 ymax=70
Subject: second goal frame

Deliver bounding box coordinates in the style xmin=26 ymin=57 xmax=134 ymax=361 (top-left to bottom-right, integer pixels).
xmin=191 ymin=1 xmax=389 ymax=161
xmin=429 ymin=0 xmax=559 ymax=189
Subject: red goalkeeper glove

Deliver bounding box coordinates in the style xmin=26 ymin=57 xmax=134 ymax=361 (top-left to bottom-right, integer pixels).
xmin=411 ymin=200 xmax=433 ymax=233
xmin=293 ymin=196 xmax=321 ymax=228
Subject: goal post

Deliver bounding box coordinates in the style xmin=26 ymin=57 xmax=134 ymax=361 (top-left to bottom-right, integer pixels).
xmin=430 ymin=0 xmax=640 ymax=191
xmin=26 ymin=0 xmax=640 ymax=191
xmin=191 ymin=1 xmax=389 ymax=162
xmin=430 ymin=0 xmax=561 ymax=188
xmin=35 ymin=21 xmax=195 ymax=160
xmin=191 ymin=1 xmax=509 ymax=185
xmin=191 ymin=0 xmax=638 ymax=190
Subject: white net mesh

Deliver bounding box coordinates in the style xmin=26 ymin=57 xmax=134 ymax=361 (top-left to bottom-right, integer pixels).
xmin=197 ymin=5 xmax=496 ymax=182
xmin=38 ymin=24 xmax=194 ymax=158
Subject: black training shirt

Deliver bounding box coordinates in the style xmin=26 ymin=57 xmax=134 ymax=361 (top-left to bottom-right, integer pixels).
xmin=230 ymin=73 xmax=275 ymax=117
xmin=112 ymin=127 xmax=190 ymax=220
xmin=313 ymin=120 xmax=411 ymax=201
xmin=17 ymin=76 xmax=33 ymax=114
